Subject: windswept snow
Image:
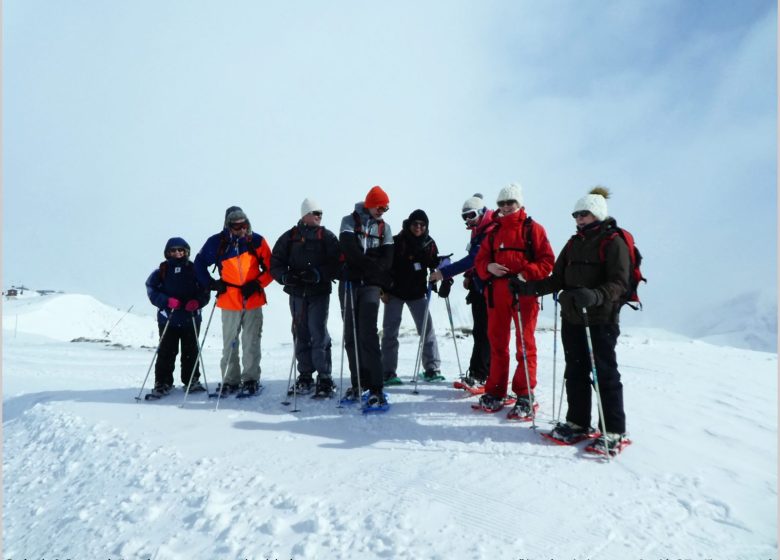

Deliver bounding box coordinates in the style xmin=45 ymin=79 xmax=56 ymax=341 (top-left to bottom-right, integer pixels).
xmin=2 ymin=293 xmax=777 ymax=559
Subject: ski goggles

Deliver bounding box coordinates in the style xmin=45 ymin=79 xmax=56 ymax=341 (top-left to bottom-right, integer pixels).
xmin=461 ymin=210 xmax=478 ymax=221
xmin=229 ymin=221 xmax=249 ymax=231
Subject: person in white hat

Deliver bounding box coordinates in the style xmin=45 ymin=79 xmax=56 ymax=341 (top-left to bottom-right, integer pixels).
xmin=429 ymin=193 xmax=497 ymax=387
xmin=270 ymin=198 xmax=342 ymax=398
xmin=473 ymin=182 xmax=555 ymax=417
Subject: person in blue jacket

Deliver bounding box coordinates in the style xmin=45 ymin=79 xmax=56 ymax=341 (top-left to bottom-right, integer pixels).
xmin=429 ymin=193 xmax=497 ymax=387
xmin=145 ymin=237 xmax=210 ymax=396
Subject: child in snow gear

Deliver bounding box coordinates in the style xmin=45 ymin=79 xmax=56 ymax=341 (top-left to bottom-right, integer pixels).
xmin=270 ymin=198 xmax=342 ymax=398
xmin=514 ymin=187 xmax=632 ymax=453
xmin=381 ymin=209 xmax=443 ymax=384
xmin=145 ymin=237 xmax=210 ymax=395
xmin=474 ymin=183 xmax=555 ymax=413
xmin=194 ymin=207 xmax=274 ymax=396
xmin=338 ymin=186 xmax=394 ymax=407
xmin=430 ymin=193 xmax=498 ymax=387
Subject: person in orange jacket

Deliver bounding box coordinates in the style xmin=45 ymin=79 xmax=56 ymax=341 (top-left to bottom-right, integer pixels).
xmin=194 ymin=206 xmax=274 ymax=396
xmin=474 ymin=183 xmax=554 ymax=416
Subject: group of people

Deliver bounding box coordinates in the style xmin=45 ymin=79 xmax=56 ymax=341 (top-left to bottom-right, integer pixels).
xmin=145 ymin=182 xmax=631 ymax=452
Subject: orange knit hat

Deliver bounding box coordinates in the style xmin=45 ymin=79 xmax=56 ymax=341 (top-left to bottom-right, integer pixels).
xmin=364 ymin=185 xmax=390 ymax=209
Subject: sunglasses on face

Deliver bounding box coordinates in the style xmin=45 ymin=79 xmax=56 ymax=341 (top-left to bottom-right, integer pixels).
xmin=229 ymin=221 xmax=248 ymax=231
xmin=410 ymin=220 xmax=427 ymax=228
xmin=375 ymin=206 xmax=389 ymax=213
xmin=168 ymin=247 xmax=187 ymax=254
xmin=310 ymin=211 xmax=323 ymax=217
xmin=571 ymin=210 xmax=592 ymax=219
xmin=462 ymin=210 xmax=478 ymax=221
xmin=497 ymin=200 xmax=518 ymax=207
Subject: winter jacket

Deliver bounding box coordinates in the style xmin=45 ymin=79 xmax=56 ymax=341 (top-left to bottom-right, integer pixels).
xmin=194 ymin=229 xmax=274 ymax=311
xmin=474 ymin=207 xmax=555 ymax=291
xmin=338 ymin=203 xmax=394 ymax=289
xmin=146 ymin=258 xmax=210 ymax=327
xmin=534 ymin=217 xmax=631 ymax=325
xmin=387 ymin=226 xmax=439 ymax=301
xmin=438 ymin=209 xmax=497 ymax=295
xmin=270 ymin=222 xmax=341 ymax=297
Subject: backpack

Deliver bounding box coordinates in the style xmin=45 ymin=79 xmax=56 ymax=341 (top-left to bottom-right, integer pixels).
xmin=566 ymin=226 xmax=646 ymax=310
xmin=213 ymin=233 xmax=267 ymax=273
xmin=352 ymin=210 xmax=385 ymax=246
xmin=487 ymin=216 xmax=536 ymax=262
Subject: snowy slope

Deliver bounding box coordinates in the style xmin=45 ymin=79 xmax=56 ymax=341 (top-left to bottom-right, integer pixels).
xmin=2 ymin=293 xmax=777 ymax=559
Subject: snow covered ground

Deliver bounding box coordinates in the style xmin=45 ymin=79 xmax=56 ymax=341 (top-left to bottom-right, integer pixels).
xmin=2 ymin=292 xmax=777 ymax=559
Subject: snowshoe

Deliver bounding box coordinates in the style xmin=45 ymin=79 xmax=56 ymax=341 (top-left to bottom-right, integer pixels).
xmin=312 ymin=377 xmax=336 ymax=399
xmin=185 ymin=380 xmax=206 ymax=393
xmin=287 ymin=375 xmax=314 ymax=396
xmin=506 ymin=395 xmax=539 ymax=421
xmin=339 ymin=387 xmax=361 ymax=405
xmin=362 ymin=391 xmax=390 ymax=414
xmin=209 ymin=383 xmax=238 ymax=398
xmin=236 ymin=379 xmax=262 ymax=398
xmin=144 ymin=384 xmax=172 ymax=400
xmin=453 ymin=376 xmax=486 ymax=395
xmin=471 ymin=393 xmax=515 ymax=413
xmin=422 ymin=370 xmax=445 ymax=382
xmin=541 ymin=422 xmax=599 ymax=446
xmin=383 ymin=373 xmax=403 ymax=386
xmin=584 ymin=432 xmax=632 ymax=456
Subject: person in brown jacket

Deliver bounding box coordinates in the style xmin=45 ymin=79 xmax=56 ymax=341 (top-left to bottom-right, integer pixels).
xmin=513 ymin=187 xmax=631 ymax=455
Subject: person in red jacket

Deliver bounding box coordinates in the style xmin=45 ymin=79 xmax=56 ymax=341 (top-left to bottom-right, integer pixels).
xmin=474 ymin=183 xmax=554 ymax=416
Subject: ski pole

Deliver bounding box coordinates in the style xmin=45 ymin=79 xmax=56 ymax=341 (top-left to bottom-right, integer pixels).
xmin=181 ymin=314 xmax=208 ymax=407
xmin=552 ymin=293 xmax=563 ymax=424
xmin=135 ymin=312 xmax=173 ymax=402
xmin=281 ymin=340 xmax=297 ymax=406
xmin=412 ymin=284 xmax=433 ymax=395
xmin=348 ymin=281 xmax=363 ymax=398
xmin=196 ymin=299 xmax=218 ymax=394
xmin=513 ymin=300 xmax=537 ymax=430
xmin=582 ymin=308 xmax=610 ymax=459
xmin=444 ymin=296 xmax=464 ymax=380
xmin=336 ymin=281 xmax=349 ymax=408
xmin=105 ymin=304 xmax=134 ymax=338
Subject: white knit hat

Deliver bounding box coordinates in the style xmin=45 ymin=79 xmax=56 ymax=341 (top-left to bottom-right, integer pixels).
xmin=300 ymin=197 xmax=322 ymax=217
xmin=462 ymin=193 xmax=484 ymax=213
xmin=496 ymin=182 xmax=523 ymax=206
xmin=573 ymin=187 xmax=609 ymax=221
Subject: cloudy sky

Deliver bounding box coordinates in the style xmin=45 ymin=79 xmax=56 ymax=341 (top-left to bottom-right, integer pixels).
xmin=4 ymin=0 xmax=776 ymax=333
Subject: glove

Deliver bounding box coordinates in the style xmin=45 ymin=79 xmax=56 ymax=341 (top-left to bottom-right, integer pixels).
xmin=438 ymin=277 xmax=454 ymax=298
xmin=167 ymin=297 xmax=181 ymax=309
xmin=211 ymin=279 xmax=227 ymax=295
xmin=184 ymin=299 xmax=200 ymax=312
xmin=508 ymin=276 xmax=537 ymax=297
xmin=282 ymin=271 xmax=302 ymax=286
xmin=241 ymin=281 xmax=263 ymax=298
xmin=299 ymin=268 xmax=320 ymax=284
xmin=567 ymin=287 xmax=602 ymax=308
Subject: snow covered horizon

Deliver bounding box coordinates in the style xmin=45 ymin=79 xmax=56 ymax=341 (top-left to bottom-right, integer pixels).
xmin=2 ymin=290 xmax=777 ymax=559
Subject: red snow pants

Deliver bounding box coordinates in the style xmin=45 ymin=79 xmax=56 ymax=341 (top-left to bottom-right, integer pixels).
xmin=484 ymin=280 xmax=539 ymax=398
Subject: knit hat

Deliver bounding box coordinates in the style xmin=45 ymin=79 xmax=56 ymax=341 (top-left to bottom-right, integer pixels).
xmin=406 ymin=209 xmax=429 ymax=227
xmin=573 ymin=186 xmax=610 ymax=221
xmin=300 ymin=198 xmax=322 ymax=217
xmin=496 ymin=183 xmax=523 ymax=206
xmin=462 ymin=193 xmax=485 ymax=213
xmin=364 ymin=185 xmax=390 ymax=209
xmin=164 ymin=237 xmax=190 ymax=258
xmin=224 ymin=205 xmax=248 ymax=227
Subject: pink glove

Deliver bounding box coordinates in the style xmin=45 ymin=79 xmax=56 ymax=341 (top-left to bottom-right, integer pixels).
xmin=167 ymin=297 xmax=181 ymax=309
xmin=184 ymin=299 xmax=199 ymax=312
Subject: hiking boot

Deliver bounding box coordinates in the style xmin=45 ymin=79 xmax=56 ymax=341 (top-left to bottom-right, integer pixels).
xmin=547 ymin=422 xmax=595 ymax=444
xmin=314 ymin=377 xmax=335 ymax=398
xmin=462 ymin=373 xmax=486 ymax=387
xmin=384 ymin=372 xmax=403 ymax=385
xmin=294 ymin=375 xmax=314 ymax=393
xmin=153 ymin=383 xmax=172 ymax=395
xmin=588 ymin=432 xmax=629 ymax=455
xmin=342 ymin=386 xmax=360 ymax=401
xmin=218 ymin=383 xmax=238 ymax=396
xmin=478 ymin=393 xmax=504 ymax=412
xmin=365 ymin=391 xmax=388 ymax=407
xmin=186 ymin=380 xmax=206 ymax=393
xmin=509 ymin=394 xmax=536 ymax=416
xmin=240 ymin=379 xmax=259 ymax=395
xmin=423 ymin=369 xmax=444 ymax=381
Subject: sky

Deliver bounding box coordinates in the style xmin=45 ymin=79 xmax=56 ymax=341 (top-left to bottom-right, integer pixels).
xmin=3 ymin=0 xmax=777 ymax=335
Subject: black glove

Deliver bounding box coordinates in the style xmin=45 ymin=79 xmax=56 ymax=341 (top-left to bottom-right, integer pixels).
xmin=282 ymin=271 xmax=302 ymax=286
xmin=438 ymin=277 xmax=454 ymax=298
xmin=241 ymin=281 xmax=263 ymax=298
xmin=508 ymin=276 xmax=537 ymax=296
xmin=299 ymin=268 xmax=320 ymax=284
xmin=567 ymin=287 xmax=602 ymax=308
xmin=211 ymin=279 xmax=228 ymax=295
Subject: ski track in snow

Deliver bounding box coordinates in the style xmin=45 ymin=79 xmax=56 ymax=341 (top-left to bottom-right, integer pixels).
xmin=3 ymin=295 xmax=777 ymax=559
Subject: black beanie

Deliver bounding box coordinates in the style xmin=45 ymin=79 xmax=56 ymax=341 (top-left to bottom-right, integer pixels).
xmin=407 ymin=209 xmax=429 ymax=226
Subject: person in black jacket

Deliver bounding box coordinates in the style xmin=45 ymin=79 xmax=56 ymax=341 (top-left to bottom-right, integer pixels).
xmin=381 ymin=209 xmax=442 ymax=383
xmin=145 ymin=237 xmax=210 ymax=396
xmin=338 ymin=185 xmax=394 ymax=407
xmin=270 ymin=198 xmax=342 ymax=397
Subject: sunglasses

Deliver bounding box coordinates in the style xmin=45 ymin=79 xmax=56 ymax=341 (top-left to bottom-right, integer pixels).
xmin=571 ymin=210 xmax=592 ymax=219
xmin=497 ymin=200 xmax=518 ymax=207
xmin=461 ymin=210 xmax=478 ymax=221
xmin=310 ymin=211 xmax=323 ymax=217
xmin=409 ymin=220 xmax=427 ymax=228
xmin=168 ymin=247 xmax=187 ymax=254
xmin=229 ymin=221 xmax=248 ymax=231
xmin=375 ymin=206 xmax=389 ymax=213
